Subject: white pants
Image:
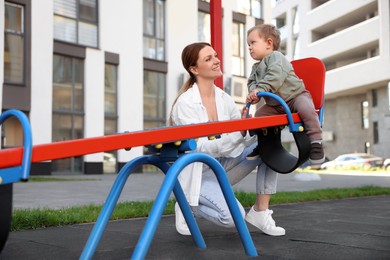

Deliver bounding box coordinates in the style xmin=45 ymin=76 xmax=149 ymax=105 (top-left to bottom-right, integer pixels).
xmin=191 ymin=142 xmax=278 ymax=228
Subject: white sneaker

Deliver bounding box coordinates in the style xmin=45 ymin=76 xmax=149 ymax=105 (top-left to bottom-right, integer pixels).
xmin=245 ymin=207 xmax=285 ymax=236
xmin=175 ymin=202 xmax=191 ymax=236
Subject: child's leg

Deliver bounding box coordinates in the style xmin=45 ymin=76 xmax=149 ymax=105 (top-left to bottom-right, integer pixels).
xmin=289 ymin=92 xmax=322 ymax=142
xmin=289 ymin=92 xmax=324 ymax=163
xmin=254 ymin=104 xmax=281 ymax=117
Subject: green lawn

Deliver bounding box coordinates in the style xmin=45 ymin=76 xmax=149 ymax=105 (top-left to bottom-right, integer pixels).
xmin=11 ymin=185 xmax=390 ymax=231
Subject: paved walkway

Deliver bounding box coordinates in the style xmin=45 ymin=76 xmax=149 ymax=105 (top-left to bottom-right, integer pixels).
xmin=1 ymin=171 xmax=390 ymax=259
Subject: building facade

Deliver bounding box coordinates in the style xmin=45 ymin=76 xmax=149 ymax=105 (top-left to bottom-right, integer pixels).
xmin=4 ymin=0 xmax=386 ymax=175
xmin=1 ymin=0 xmax=269 ymax=175
xmin=272 ymin=0 xmax=390 ymax=160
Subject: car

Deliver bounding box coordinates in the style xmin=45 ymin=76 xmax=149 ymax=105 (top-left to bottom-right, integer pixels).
xmin=103 ymin=153 xmax=117 ymax=173
xmin=383 ymin=159 xmax=390 ymax=171
xmin=297 ymin=157 xmax=330 ymax=170
xmin=320 ymin=153 xmax=384 ymax=170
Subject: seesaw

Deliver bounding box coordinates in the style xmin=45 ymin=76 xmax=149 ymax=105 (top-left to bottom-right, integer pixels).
xmin=0 ymin=113 xmax=303 ymax=171
xmin=0 ymin=57 xmax=325 ymax=257
xmin=0 ymin=111 xmax=259 ymax=258
xmin=0 ymin=58 xmax=324 ymax=173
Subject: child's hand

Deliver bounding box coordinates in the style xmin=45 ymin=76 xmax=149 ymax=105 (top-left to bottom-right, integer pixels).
xmin=247 ymin=90 xmax=260 ymax=104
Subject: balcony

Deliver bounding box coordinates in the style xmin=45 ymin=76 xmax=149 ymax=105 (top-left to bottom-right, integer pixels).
xmin=307 ymin=0 xmax=377 ymax=31
xmin=325 ymin=57 xmax=390 ymax=97
xmin=305 ymin=17 xmax=379 ymax=60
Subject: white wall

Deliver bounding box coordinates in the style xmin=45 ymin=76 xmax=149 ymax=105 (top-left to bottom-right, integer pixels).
xmin=84 ymin=49 xmax=104 ymax=162
xmin=166 ymin=0 xmax=198 ymax=117
xmin=100 ymin=0 xmax=144 ymax=162
xmin=30 ymin=1 xmax=53 ymax=146
xmin=379 ymin=0 xmax=390 ymax=59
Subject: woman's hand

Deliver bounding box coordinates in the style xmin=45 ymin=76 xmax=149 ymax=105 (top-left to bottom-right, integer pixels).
xmin=240 ymin=106 xmax=251 ymax=137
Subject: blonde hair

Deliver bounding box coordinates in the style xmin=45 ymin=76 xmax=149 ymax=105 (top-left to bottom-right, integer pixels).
xmin=247 ymin=24 xmax=281 ymax=50
xmin=167 ymin=42 xmax=211 ymax=126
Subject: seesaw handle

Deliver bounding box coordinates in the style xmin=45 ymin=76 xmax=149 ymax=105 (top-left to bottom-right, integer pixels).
xmin=246 ymin=92 xmax=302 ymax=132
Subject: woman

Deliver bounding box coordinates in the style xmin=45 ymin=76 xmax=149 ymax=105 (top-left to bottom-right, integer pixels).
xmin=169 ymin=42 xmax=285 ymax=237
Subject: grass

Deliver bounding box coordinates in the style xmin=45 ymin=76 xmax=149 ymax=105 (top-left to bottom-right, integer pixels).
xmin=27 ymin=177 xmax=98 ymax=182
xmin=11 ymin=185 xmax=390 ymax=231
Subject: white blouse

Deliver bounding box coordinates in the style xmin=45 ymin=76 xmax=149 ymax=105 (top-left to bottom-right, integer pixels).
xmin=171 ymin=83 xmax=255 ymax=206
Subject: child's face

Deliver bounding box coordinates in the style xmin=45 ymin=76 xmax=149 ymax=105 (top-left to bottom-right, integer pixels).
xmin=247 ymin=30 xmax=273 ymax=61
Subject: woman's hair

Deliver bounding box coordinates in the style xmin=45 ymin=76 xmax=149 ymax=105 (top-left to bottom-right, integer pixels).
xmin=247 ymin=24 xmax=281 ymax=51
xmin=167 ymin=42 xmax=211 ymax=125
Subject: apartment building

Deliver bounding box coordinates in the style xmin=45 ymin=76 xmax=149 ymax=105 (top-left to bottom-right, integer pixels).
xmin=1 ymin=0 xmax=269 ymax=175
xmin=272 ymin=0 xmax=390 ymax=160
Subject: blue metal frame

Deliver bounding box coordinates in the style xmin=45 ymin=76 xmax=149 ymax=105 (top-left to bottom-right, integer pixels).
xmin=80 ymin=151 xmax=257 ymax=259
xmin=247 ymin=91 xmax=324 ymax=132
xmin=0 ymin=110 xmax=32 ymax=185
xmin=0 ymin=110 xmax=257 ymax=259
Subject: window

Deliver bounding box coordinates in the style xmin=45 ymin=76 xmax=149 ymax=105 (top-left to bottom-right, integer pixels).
xmin=143 ymin=0 xmax=165 ymax=61
xmin=1 ymin=115 xmax=23 ymax=148
xmin=53 ymin=0 xmax=98 ymax=48
xmin=198 ymin=0 xmax=210 ymax=43
xmin=237 ymin=0 xmax=263 ymax=19
xmin=273 ymin=15 xmax=287 ymax=53
xmin=198 ymin=11 xmax=210 ymax=43
xmin=373 ymin=121 xmax=378 ymax=144
xmin=361 ymin=101 xmax=369 ymax=129
xmin=232 ymin=20 xmax=245 ymax=76
xmin=104 ymin=62 xmax=118 ymax=173
xmin=143 ymin=69 xmax=166 ymax=173
xmin=250 ymin=0 xmax=262 ymax=19
xmin=388 ymin=82 xmax=390 ymax=111
xmin=52 ymin=54 xmax=84 ymax=173
xmin=372 ymin=89 xmax=377 ymax=107
xmin=4 ymin=2 xmax=24 ymax=84
xmin=104 ymin=63 xmax=118 ymax=135
xmin=3 ymin=0 xmax=31 ymax=111
xmin=143 ymin=70 xmax=166 ymax=129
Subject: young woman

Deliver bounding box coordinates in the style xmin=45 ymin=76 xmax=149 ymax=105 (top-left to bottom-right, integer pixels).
xmin=169 ymin=42 xmax=285 ymax=237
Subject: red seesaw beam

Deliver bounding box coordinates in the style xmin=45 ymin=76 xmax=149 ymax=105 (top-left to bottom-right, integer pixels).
xmin=0 ymin=114 xmax=302 ymax=169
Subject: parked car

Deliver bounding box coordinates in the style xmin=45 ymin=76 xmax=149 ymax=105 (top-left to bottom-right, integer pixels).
xmin=103 ymin=153 xmax=117 ymax=173
xmin=320 ymin=153 xmax=384 ymax=170
xmin=298 ymin=157 xmax=330 ymax=170
xmin=383 ymin=159 xmax=390 ymax=171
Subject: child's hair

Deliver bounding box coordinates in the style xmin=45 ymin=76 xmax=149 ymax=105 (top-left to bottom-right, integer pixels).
xmin=167 ymin=42 xmax=212 ymax=126
xmin=247 ymin=24 xmax=281 ymax=50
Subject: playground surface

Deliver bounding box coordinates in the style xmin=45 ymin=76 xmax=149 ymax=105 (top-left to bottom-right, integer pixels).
xmin=1 ymin=196 xmax=389 ymax=259
xmin=2 ymin=171 xmax=390 ymax=259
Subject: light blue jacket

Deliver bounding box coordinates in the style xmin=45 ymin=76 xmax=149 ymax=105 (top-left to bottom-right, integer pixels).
xmin=247 ymin=51 xmax=305 ymax=106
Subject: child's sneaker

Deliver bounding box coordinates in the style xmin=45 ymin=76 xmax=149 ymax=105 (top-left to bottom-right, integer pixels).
xmin=309 ymin=142 xmax=325 ymax=164
xmin=246 ymin=146 xmax=260 ymax=160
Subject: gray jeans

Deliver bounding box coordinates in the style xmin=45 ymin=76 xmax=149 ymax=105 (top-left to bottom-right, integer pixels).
xmin=192 ymin=142 xmax=278 ymax=228
xmin=255 ymin=91 xmax=322 ymax=142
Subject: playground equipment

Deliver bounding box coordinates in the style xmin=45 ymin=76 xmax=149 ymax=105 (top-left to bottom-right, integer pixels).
xmin=0 ymin=57 xmax=325 ymax=258
xmin=0 ymin=110 xmax=32 ymax=253
xmin=247 ymin=57 xmax=326 ymax=173
xmin=80 ymin=140 xmax=257 ymax=259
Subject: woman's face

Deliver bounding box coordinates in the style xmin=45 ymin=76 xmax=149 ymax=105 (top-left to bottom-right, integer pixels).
xmin=191 ymin=46 xmax=222 ymax=80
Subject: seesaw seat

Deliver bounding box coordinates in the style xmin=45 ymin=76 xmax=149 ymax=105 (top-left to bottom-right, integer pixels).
xmin=250 ymin=57 xmax=326 ymax=173
xmin=257 ymin=127 xmax=311 ymax=173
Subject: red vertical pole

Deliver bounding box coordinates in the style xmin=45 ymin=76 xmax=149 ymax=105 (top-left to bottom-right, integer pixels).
xmin=210 ymin=0 xmax=223 ymax=89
